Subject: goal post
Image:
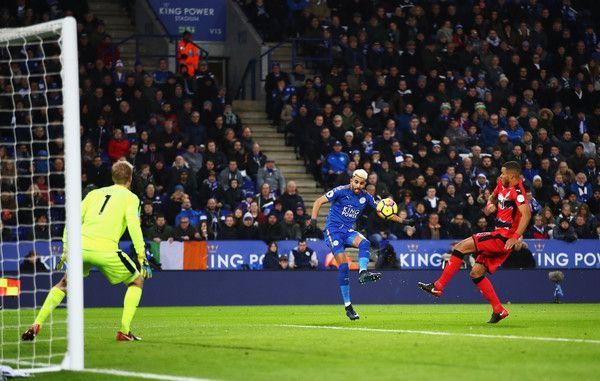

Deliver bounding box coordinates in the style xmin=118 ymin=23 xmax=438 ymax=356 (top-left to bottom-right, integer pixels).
xmin=0 ymin=17 xmax=83 ymax=372
xmin=61 ymin=16 xmax=84 ymax=372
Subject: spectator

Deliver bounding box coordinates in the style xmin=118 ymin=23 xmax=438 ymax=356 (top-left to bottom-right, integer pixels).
xmin=172 ymin=216 xmax=200 ymax=241
xmin=198 ymin=170 xmax=220 ymax=207
xmin=219 ymin=215 xmax=239 ymax=240
xmin=573 ymin=215 xmax=592 ymax=239
xmin=262 ymin=241 xmax=282 ymax=270
xmin=140 ymin=201 xmax=156 ymax=231
xmin=177 ymin=31 xmax=200 ymax=76
xmin=321 ymin=141 xmax=350 ymax=188
xmin=570 ymin=172 xmax=593 ymax=203
xmin=259 ymin=213 xmax=284 ymax=242
xmin=288 ymin=239 xmax=318 ymax=269
xmin=526 ymin=214 xmax=550 ymax=239
xmin=86 ymin=156 xmax=111 ymax=187
xmin=182 ymin=144 xmax=203 ymax=175
xmin=553 ymin=218 xmax=577 ymax=242
xmin=145 ymin=214 xmax=174 ymax=243
xmin=220 ymin=178 xmax=243 ymax=211
xmin=153 ymin=58 xmax=174 ymax=85
xmin=19 ymin=251 xmax=48 ymax=273
xmin=30 ymin=214 xmax=51 ymax=240
xmin=154 ymin=119 xmax=183 ymax=165
xmin=238 ymin=212 xmax=260 ymax=240
xmin=246 ymin=143 xmax=267 ymax=182
xmin=448 ymin=214 xmax=471 ymax=239
xmin=174 ymin=197 xmax=203 ymax=229
xmin=419 ymin=213 xmax=450 ymax=239
xmin=219 ymin=160 xmax=245 ymax=191
xmin=166 ymin=185 xmax=187 ymax=223
xmin=280 ymin=210 xmax=302 ymax=240
xmin=423 ymin=187 xmax=439 ymax=214
xmin=367 ymin=209 xmax=397 ymax=248
xmin=279 ymin=180 xmax=304 ymax=213
xmin=257 ymin=159 xmax=286 ymax=195
xmin=198 ymin=220 xmax=216 ymax=241
xmin=301 ymin=217 xmax=324 ymax=239
xmin=256 ymin=183 xmax=276 ymax=215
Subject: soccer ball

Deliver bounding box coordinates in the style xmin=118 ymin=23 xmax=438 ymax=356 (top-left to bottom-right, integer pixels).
xmin=376 ymin=198 xmax=398 ymax=219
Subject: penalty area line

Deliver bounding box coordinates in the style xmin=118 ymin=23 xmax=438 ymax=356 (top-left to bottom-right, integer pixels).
xmin=82 ymin=368 xmax=215 ymax=381
xmin=275 ymin=324 xmax=600 ymax=345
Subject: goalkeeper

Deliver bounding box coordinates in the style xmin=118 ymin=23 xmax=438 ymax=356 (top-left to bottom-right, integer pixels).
xmin=22 ymin=161 xmax=152 ymax=342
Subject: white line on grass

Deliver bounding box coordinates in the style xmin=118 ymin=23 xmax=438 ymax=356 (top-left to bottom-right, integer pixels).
xmin=276 ymin=324 xmax=600 ymax=345
xmin=82 ymin=368 xmax=215 ymax=381
xmin=0 ymin=361 xmax=215 ymax=380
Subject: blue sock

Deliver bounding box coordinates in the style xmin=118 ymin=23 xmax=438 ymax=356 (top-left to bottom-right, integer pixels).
xmin=338 ymin=263 xmax=350 ymax=306
xmin=358 ymin=239 xmax=371 ymax=272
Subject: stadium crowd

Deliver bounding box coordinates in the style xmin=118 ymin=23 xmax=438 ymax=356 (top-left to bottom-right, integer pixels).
xmin=248 ymin=0 xmax=600 ymax=244
xmin=2 ymin=0 xmax=600 ymax=251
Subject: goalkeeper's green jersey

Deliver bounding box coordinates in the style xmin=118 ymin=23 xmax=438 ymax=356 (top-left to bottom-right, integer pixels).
xmin=63 ymin=184 xmax=145 ymax=258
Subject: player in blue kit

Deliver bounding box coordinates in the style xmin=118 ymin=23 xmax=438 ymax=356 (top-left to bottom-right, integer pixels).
xmin=306 ymin=169 xmax=403 ymax=320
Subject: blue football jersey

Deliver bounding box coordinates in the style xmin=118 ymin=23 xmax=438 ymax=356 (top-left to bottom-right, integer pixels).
xmin=324 ymin=185 xmax=377 ymax=231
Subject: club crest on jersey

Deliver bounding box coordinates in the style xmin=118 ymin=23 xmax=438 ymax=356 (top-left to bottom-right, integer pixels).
xmin=359 ymin=197 xmax=366 ymax=204
xmin=497 ymin=193 xmax=511 ymax=208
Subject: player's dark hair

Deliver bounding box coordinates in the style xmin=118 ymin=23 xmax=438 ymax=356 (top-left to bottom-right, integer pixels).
xmin=503 ymin=161 xmax=522 ymax=174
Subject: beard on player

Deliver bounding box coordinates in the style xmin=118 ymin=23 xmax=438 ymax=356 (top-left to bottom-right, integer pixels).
xmin=350 ymin=177 xmax=366 ymax=194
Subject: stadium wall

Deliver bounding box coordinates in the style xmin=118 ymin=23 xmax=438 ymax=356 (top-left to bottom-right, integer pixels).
xmin=8 ymin=269 xmax=600 ymax=308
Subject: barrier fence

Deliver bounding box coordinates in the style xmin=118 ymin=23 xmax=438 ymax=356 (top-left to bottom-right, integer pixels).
xmin=3 ymin=239 xmax=600 ymax=271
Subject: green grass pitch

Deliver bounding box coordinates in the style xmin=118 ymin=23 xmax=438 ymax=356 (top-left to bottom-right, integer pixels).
xmin=3 ymin=304 xmax=600 ymax=380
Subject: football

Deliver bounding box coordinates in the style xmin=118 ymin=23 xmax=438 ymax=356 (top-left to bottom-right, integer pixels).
xmin=376 ymin=198 xmax=398 ymax=219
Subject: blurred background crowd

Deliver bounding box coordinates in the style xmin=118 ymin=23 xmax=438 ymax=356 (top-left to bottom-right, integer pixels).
xmin=1 ymin=0 xmax=600 ymax=249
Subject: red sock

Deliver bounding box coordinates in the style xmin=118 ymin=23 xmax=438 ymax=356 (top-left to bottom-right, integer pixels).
xmin=435 ymin=255 xmax=463 ymax=291
xmin=475 ymin=277 xmax=503 ymax=313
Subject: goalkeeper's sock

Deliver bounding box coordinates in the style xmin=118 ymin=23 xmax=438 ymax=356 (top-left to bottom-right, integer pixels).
xmin=120 ymin=285 xmax=142 ymax=333
xmin=338 ymin=263 xmax=351 ymax=306
xmin=358 ymin=239 xmax=371 ymax=272
xmin=435 ymin=251 xmax=464 ymax=291
xmin=34 ymin=287 xmax=66 ymax=326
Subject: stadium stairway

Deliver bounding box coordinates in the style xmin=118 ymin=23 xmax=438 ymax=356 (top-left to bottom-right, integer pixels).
xmin=232 ymin=100 xmax=330 ymax=221
xmin=88 ymin=1 xmax=138 ymax=69
xmin=264 ymin=42 xmax=317 ymax=81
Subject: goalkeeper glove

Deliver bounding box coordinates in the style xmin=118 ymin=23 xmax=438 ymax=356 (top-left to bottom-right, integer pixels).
xmin=137 ymin=247 xmax=155 ymax=279
xmin=138 ymin=256 xmax=153 ymax=279
xmin=55 ymin=254 xmax=67 ymax=271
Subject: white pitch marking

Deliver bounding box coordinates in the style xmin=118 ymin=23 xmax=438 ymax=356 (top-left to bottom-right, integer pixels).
xmin=81 ymin=368 xmax=215 ymax=381
xmin=275 ymin=324 xmax=600 ymax=345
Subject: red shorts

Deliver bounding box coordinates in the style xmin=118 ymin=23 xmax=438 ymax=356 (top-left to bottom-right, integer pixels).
xmin=472 ymin=231 xmax=511 ymax=274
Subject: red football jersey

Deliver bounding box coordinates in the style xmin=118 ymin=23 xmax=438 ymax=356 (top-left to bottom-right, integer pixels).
xmin=492 ymin=180 xmax=528 ymax=235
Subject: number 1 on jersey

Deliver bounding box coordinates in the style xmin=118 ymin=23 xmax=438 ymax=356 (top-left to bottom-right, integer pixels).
xmin=99 ymin=195 xmax=111 ymax=214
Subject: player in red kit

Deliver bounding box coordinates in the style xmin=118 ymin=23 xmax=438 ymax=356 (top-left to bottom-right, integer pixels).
xmin=418 ymin=161 xmax=531 ymax=323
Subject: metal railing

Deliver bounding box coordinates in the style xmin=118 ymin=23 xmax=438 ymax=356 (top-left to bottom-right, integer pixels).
xmin=236 ymin=58 xmax=257 ymax=100
xmin=236 ymin=37 xmax=336 ymax=101
xmin=114 ymin=33 xmax=209 ymax=67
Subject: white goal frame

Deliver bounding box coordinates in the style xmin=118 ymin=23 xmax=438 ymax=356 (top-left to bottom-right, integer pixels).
xmin=0 ymin=17 xmax=83 ymax=371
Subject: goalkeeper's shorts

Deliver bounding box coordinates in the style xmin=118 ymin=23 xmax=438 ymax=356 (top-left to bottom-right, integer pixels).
xmin=83 ymin=249 xmax=140 ymax=285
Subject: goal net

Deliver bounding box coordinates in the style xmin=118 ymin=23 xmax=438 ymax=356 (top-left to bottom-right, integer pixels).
xmin=0 ymin=17 xmax=83 ymax=373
